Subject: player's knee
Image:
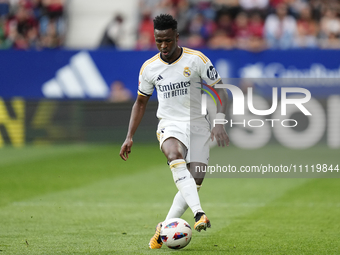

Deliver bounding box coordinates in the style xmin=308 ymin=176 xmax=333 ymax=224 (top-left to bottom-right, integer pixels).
xmin=167 ymin=151 xmax=184 ymax=162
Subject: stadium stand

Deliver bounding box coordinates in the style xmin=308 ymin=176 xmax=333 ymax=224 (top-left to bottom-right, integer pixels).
xmin=136 ymin=0 xmax=340 ymax=51
xmin=1 ymin=0 xmax=340 ymax=50
xmin=0 ymin=0 xmax=65 ymax=49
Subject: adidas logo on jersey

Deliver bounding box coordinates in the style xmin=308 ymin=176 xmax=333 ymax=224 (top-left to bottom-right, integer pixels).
xmin=157 ymin=75 xmax=163 ymax=81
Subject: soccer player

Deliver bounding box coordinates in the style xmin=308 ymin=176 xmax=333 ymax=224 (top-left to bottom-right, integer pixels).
xmin=119 ymin=14 xmax=229 ymax=249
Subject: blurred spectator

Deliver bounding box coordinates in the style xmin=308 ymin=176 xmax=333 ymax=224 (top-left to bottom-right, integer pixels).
xmin=188 ymin=12 xmax=215 ymax=40
xmin=31 ymin=0 xmax=43 ymax=19
xmin=39 ymin=0 xmax=65 ymax=47
xmin=0 ymin=17 xmax=4 ymax=36
xmin=247 ymin=12 xmax=267 ymax=51
xmin=136 ymin=31 xmax=154 ymax=50
xmin=40 ymin=18 xmax=60 ymax=48
xmin=264 ymin=3 xmax=297 ymax=49
xmin=232 ymin=11 xmax=267 ymax=51
xmin=319 ymin=8 xmax=340 ymax=49
xmin=176 ymin=0 xmax=195 ymax=37
xmin=100 ymin=14 xmax=125 ymax=48
xmin=308 ymin=0 xmax=329 ymax=21
xmin=207 ymin=29 xmax=234 ymax=49
xmin=3 ymin=19 xmax=15 ymax=47
xmin=234 ymin=12 xmax=250 ymax=49
xmin=137 ymin=12 xmax=155 ymax=50
xmin=248 ymin=12 xmax=264 ymax=38
xmin=215 ymin=12 xmax=234 ymax=37
xmin=320 ymin=8 xmax=340 ymax=38
xmin=14 ymin=5 xmax=37 ymax=36
xmin=188 ymin=13 xmax=205 ymax=35
xmin=186 ymin=33 xmax=205 ymax=49
xmin=27 ymin=25 xmax=39 ymax=47
xmin=109 ymin=80 xmax=133 ymax=103
xmin=293 ymin=6 xmax=318 ymax=48
xmin=0 ymin=17 xmax=12 ymax=48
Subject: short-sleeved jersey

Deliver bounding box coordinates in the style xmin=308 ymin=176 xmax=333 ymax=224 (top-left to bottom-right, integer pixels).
xmin=138 ymin=47 xmax=221 ymax=121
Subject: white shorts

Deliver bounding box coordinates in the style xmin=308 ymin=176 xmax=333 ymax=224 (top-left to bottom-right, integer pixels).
xmin=156 ymin=119 xmax=211 ymax=164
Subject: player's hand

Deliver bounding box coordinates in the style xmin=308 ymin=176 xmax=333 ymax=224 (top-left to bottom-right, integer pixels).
xmin=211 ymin=124 xmax=229 ymax=147
xmin=120 ymin=138 xmax=133 ymax=161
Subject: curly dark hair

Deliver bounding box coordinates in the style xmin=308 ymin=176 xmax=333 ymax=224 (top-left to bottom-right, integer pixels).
xmin=153 ymin=14 xmax=177 ymax=31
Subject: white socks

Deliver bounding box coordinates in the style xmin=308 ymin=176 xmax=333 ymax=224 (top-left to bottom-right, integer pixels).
xmin=168 ymin=159 xmax=204 ymax=217
xmin=165 ymin=185 xmax=202 ymax=220
xmin=165 ymin=191 xmax=188 ymax=220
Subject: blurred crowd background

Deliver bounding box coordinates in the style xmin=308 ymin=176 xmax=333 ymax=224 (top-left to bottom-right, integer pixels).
xmin=1 ymin=0 xmax=340 ymax=51
xmin=0 ymin=0 xmax=65 ymax=49
xmin=136 ymin=0 xmax=340 ymax=51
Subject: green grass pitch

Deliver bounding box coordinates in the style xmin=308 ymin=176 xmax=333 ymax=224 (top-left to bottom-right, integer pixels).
xmin=0 ymin=144 xmax=339 ymax=254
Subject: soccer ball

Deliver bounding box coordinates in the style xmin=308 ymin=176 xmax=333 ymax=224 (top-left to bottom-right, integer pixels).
xmin=160 ymin=218 xmax=192 ymax=249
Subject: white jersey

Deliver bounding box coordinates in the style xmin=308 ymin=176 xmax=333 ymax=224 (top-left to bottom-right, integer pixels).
xmin=138 ymin=47 xmax=221 ymax=122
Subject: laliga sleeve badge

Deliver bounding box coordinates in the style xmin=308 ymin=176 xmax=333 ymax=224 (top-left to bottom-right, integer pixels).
xmin=183 ymin=67 xmax=191 ymax=77
xmin=207 ymin=66 xmax=218 ymax=80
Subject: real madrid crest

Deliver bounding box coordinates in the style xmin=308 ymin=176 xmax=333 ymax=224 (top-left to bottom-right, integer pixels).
xmin=183 ymin=67 xmax=191 ymax=77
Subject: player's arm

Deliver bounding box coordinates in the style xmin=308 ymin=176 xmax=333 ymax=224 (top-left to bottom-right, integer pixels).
xmin=197 ymin=52 xmax=229 ymax=147
xmin=211 ymin=80 xmax=229 ymax=147
xmin=120 ymin=94 xmax=150 ymax=161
